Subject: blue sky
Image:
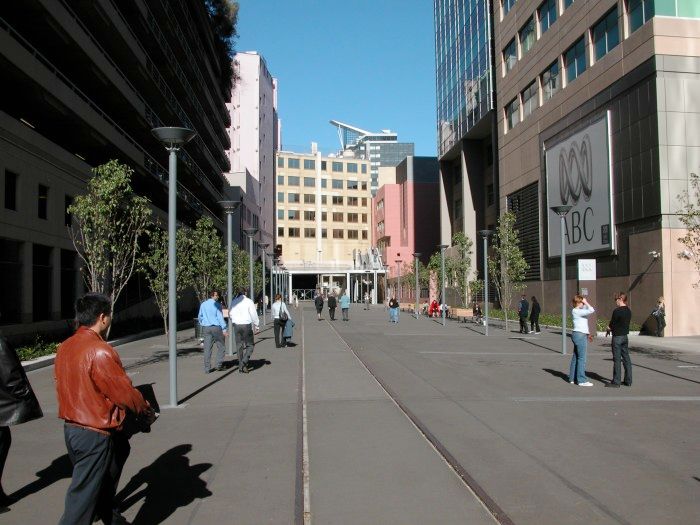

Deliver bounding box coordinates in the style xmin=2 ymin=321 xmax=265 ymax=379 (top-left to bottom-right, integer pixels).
xmin=235 ymin=0 xmax=437 ymax=156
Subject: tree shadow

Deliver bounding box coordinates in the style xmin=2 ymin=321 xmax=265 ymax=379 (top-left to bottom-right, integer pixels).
xmin=8 ymin=454 xmax=72 ymax=502
xmin=543 ymin=368 xmax=570 ymax=383
xmin=116 ymin=444 xmax=212 ymax=524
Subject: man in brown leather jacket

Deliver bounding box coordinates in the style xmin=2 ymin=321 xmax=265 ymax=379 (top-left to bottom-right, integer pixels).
xmin=55 ymin=293 xmax=153 ymax=525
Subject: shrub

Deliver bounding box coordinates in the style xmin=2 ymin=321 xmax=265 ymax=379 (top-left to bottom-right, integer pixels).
xmin=16 ymin=337 xmax=60 ymax=362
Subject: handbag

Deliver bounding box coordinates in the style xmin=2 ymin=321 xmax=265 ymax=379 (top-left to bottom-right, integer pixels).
xmin=279 ymin=303 xmax=289 ymax=322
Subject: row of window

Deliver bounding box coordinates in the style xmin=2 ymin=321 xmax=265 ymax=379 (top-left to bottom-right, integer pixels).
xmin=502 ymin=0 xmax=574 ymax=20
xmin=4 ymin=170 xmax=73 ymax=225
xmin=277 ymin=227 xmax=368 ymax=240
xmin=278 ymin=209 xmax=368 ymax=223
xmin=277 ymin=193 xmax=368 ymax=206
xmin=504 ymin=3 xmax=648 ymax=132
xmin=277 ymin=175 xmax=368 ymax=191
xmin=277 ymin=157 xmax=368 ymax=174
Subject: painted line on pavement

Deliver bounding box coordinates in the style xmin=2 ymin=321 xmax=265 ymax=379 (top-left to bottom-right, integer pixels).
xmin=513 ymin=396 xmax=700 ymax=402
xmin=295 ymin=305 xmax=311 ymax=525
xmin=326 ymin=320 xmax=510 ymax=525
xmin=421 ymin=351 xmax=555 ymax=356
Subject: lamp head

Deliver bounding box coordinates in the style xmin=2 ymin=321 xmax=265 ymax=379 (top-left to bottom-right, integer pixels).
xmin=438 ymin=244 xmax=448 ymax=249
xmin=550 ymin=205 xmax=573 ymax=217
xmin=413 ymin=252 xmax=422 ymax=258
xmin=151 ymin=127 xmax=196 ymax=149
xmin=478 ymin=229 xmax=494 ymax=238
xmin=243 ymin=227 xmax=259 ymax=237
xmin=218 ymin=200 xmax=241 ymax=214
xmin=259 ymin=242 xmax=270 ymax=249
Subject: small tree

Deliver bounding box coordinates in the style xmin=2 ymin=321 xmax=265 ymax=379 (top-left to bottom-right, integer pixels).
xmin=450 ymin=232 xmax=474 ymax=307
xmin=68 ymin=160 xmax=151 ymax=329
xmin=488 ymin=211 xmax=529 ymax=332
xmin=677 ymin=172 xmax=700 ymax=286
xmin=139 ymin=227 xmax=191 ymax=335
xmin=188 ymin=217 xmax=227 ymax=303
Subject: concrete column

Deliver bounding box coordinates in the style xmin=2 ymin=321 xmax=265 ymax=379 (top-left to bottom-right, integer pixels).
xmin=288 ymin=273 xmax=293 ymax=303
xmin=51 ymin=246 xmax=61 ymax=320
xmin=438 ymin=163 xmax=451 ymax=246
xmin=346 ymin=272 xmax=350 ymax=296
xmin=21 ymin=241 xmax=33 ymax=323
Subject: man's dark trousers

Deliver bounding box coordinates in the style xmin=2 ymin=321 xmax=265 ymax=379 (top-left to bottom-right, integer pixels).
xmin=234 ymin=324 xmax=254 ymax=369
xmin=611 ymin=335 xmax=632 ymax=385
xmin=60 ymin=425 xmax=113 ymax=525
xmin=329 ymin=307 xmax=336 ymax=320
xmin=519 ymin=315 xmax=528 ymax=333
xmin=273 ymin=319 xmax=284 ymax=347
xmin=202 ymin=325 xmax=226 ymax=372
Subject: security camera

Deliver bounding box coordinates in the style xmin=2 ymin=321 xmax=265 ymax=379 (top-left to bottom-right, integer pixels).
xmin=648 ymin=250 xmax=660 ymax=259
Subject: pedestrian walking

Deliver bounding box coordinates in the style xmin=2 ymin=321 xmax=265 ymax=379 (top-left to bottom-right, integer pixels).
xmin=55 ymin=293 xmax=155 ymax=525
xmin=652 ymin=296 xmax=666 ymax=337
xmin=271 ymin=294 xmax=290 ymax=348
xmin=0 ymin=337 xmax=43 ymax=515
xmin=606 ymin=292 xmax=633 ymax=387
xmin=327 ymin=293 xmax=337 ymax=320
xmin=230 ymin=288 xmax=260 ymax=373
xmin=314 ymin=291 xmax=324 ymax=321
xmin=568 ymin=295 xmax=595 ymax=386
xmin=339 ymin=290 xmax=351 ymax=321
xmin=198 ymin=290 xmax=228 ymax=374
xmin=530 ymin=296 xmax=541 ymax=333
xmin=388 ymin=297 xmax=400 ymax=323
xmin=518 ymin=294 xmax=529 ymax=333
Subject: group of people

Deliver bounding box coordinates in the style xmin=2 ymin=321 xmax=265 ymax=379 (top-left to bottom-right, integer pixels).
xmin=313 ymin=290 xmax=351 ymax=321
xmin=517 ymin=295 xmax=542 ymax=334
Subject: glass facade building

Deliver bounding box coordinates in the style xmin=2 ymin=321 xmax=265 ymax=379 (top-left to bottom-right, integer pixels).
xmin=434 ymin=0 xmax=494 ymax=158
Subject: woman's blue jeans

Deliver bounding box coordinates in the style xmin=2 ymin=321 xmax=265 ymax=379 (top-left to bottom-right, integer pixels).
xmin=389 ymin=307 xmax=399 ymax=322
xmin=569 ymin=331 xmax=589 ymax=384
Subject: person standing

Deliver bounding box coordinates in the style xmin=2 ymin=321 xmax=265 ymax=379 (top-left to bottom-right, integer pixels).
xmin=327 ymin=293 xmax=337 ymax=321
xmin=568 ymin=295 xmax=595 ymax=386
xmin=364 ymin=292 xmax=370 ymax=310
xmin=230 ymin=288 xmax=260 ymax=373
xmin=606 ymin=293 xmax=633 ymax=388
xmin=529 ymin=296 xmax=541 ymax=334
xmin=0 ymin=337 xmax=43 ymax=515
xmin=56 ymin=293 xmax=154 ymax=525
xmin=314 ymin=292 xmax=324 ymax=321
xmin=652 ymin=296 xmax=666 ymax=337
xmin=339 ymin=290 xmax=351 ymax=321
xmin=518 ymin=294 xmax=529 ymax=334
xmin=198 ymin=290 xmax=228 ymax=374
xmin=271 ymin=294 xmax=290 ymax=348
xmin=388 ymin=297 xmax=400 ymax=323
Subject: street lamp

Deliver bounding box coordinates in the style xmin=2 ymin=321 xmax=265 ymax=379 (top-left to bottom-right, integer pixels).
xmin=259 ymin=242 xmax=270 ymax=326
xmin=151 ymin=126 xmax=196 ymax=408
xmin=266 ymin=252 xmax=273 ymax=311
xmin=439 ymin=245 xmax=448 ymax=326
xmin=478 ymin=230 xmax=494 ymax=336
xmin=395 ymin=259 xmax=403 ymax=303
xmin=243 ymin=227 xmax=258 ymax=301
xmin=413 ymin=252 xmax=421 ymax=319
xmin=382 ymin=264 xmax=389 ymax=305
xmin=218 ymin=200 xmax=241 ymax=356
xmin=364 ymin=270 xmax=371 ymax=309
xmin=551 ymin=205 xmax=573 ymax=355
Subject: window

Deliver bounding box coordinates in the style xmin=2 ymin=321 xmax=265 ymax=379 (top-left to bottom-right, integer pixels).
xmin=347 ymin=230 xmax=359 ymax=240
xmin=288 ymin=176 xmax=300 ymax=186
xmin=321 ymin=161 xmax=327 ymax=171
xmin=503 ymin=39 xmax=517 ymax=73
xmin=564 ymin=0 xmax=575 ymax=8
xmin=505 ymin=98 xmax=520 ymax=131
xmin=362 ymin=198 xmax=367 ymax=206
xmin=304 ymin=177 xmax=315 ymax=187
xmin=487 ymin=184 xmax=495 ymax=206
xmin=304 ymin=194 xmax=315 ymax=204
xmin=288 ymin=158 xmax=300 ymax=169
xmin=361 ymin=164 xmax=367 ymax=174
xmin=332 ymin=179 xmax=343 ymax=189
xmin=321 ymin=228 xmax=327 ymax=238
xmin=277 ymin=175 xmax=284 ymax=185
xmin=321 ymin=178 xmax=327 ymax=188
xmin=593 ymin=7 xmax=619 ymax=61
xmin=321 ymin=212 xmax=327 ymax=221
xmin=361 ymin=181 xmax=367 ymax=191
xmin=38 ymin=184 xmax=48 ymax=219
xmin=332 ymin=229 xmax=344 ymax=239
xmin=347 ymin=197 xmax=358 ymax=206
xmin=288 ymin=193 xmax=300 ymax=203
xmin=347 ymin=180 xmax=359 ymax=190
xmin=288 ymin=210 xmax=300 ymax=220
xmin=332 ymin=196 xmax=343 ymax=205
xmin=362 ymin=213 xmax=367 ymax=223
xmin=321 ymin=195 xmax=327 ymax=204
xmin=278 ymin=192 xmax=284 ymax=203
xmin=277 ymin=157 xmax=284 ymax=167
xmin=278 ymin=209 xmax=284 ymax=219
xmin=64 ymin=195 xmax=73 ymax=226
xmin=304 ymin=210 xmax=316 ymax=221
xmin=362 ymin=230 xmax=368 ymax=240
xmin=4 ymin=170 xmax=17 ymax=210
xmin=564 ymin=37 xmax=586 ymax=84
xmin=502 ymin=0 xmax=516 ymax=16
xmin=522 ymin=81 xmax=538 ymax=119
xmin=332 ymin=161 xmax=343 ymax=172
xmin=347 ymin=213 xmax=359 ymax=223
xmin=278 ymin=227 xmax=284 ymax=237
xmin=542 ymin=60 xmax=561 ymax=101
xmin=519 ymin=17 xmax=535 ymax=56
xmin=288 ymin=228 xmax=300 ymax=238
xmin=304 ymin=228 xmax=316 ymax=238
xmin=332 ymin=212 xmax=344 ymax=221
xmin=347 ymin=163 xmax=358 ymax=173
xmin=303 ymin=159 xmax=315 ymax=170
xmin=538 ymin=0 xmax=557 ymax=34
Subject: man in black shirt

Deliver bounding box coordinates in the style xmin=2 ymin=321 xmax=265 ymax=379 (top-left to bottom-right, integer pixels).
xmin=518 ymin=295 xmax=529 ymax=334
xmin=606 ymin=292 xmax=633 ymax=387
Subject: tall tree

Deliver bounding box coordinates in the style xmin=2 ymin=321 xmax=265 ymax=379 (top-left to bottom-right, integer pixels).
xmin=488 ymin=211 xmax=529 ymax=332
xmin=677 ymin=172 xmax=700 ymax=286
xmin=68 ymin=160 xmax=151 ymax=326
xmin=450 ymin=232 xmax=474 ymax=307
xmin=188 ymin=216 xmax=227 ymax=304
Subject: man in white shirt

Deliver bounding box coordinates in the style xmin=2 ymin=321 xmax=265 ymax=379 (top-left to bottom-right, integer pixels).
xmin=229 ymin=288 xmax=260 ymax=374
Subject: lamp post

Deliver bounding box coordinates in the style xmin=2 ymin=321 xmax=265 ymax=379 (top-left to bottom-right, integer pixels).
xmin=243 ymin=227 xmax=258 ymax=301
xmin=267 ymin=252 xmax=273 ymax=309
xmin=551 ymin=205 xmax=573 ymax=355
xmin=478 ymin=230 xmax=494 ymax=336
xmin=439 ymin=245 xmax=448 ymax=326
xmin=382 ymin=264 xmax=389 ymax=305
xmin=395 ymin=259 xmax=402 ymax=303
xmin=259 ymin=242 xmax=269 ymax=326
xmin=218 ymin=200 xmax=241 ymax=356
xmin=413 ymin=252 xmax=421 ymax=319
xmin=151 ymin=126 xmax=196 ymax=408
xmin=364 ymin=270 xmax=371 ymax=309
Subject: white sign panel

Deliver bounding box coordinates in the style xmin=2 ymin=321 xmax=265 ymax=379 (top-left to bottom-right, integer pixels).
xmin=546 ymin=114 xmax=615 ymax=257
xmin=577 ymin=259 xmax=597 ymax=281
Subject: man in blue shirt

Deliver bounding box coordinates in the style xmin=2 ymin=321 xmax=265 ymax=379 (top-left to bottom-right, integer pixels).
xmin=198 ymin=290 xmax=228 ymax=373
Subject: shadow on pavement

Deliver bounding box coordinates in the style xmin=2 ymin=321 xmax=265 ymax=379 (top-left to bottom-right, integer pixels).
xmin=8 ymin=454 xmax=72 ymax=502
xmin=117 ymin=444 xmax=212 ymax=525
xmin=125 ymin=347 xmax=203 ymax=371
xmin=543 ymin=368 xmax=569 ymax=383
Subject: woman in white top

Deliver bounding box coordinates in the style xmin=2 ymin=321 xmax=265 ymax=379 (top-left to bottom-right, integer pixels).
xmin=271 ymin=294 xmax=290 ymax=348
xmin=569 ymin=295 xmax=595 ymax=386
